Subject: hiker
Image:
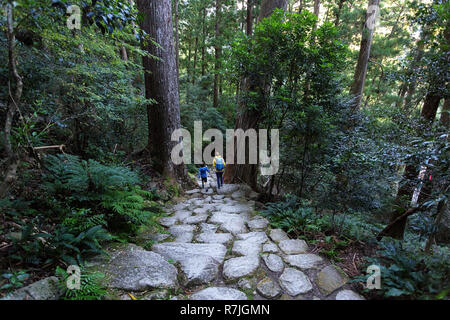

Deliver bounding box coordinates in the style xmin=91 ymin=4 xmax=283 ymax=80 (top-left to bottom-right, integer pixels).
xmin=198 ymin=163 xmax=210 ymax=189
xmin=213 ymin=152 xmax=226 ymax=189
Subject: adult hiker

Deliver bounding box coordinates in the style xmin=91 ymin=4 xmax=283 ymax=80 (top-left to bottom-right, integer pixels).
xmin=213 ymin=152 xmax=226 ymax=189
xmin=198 ymin=163 xmax=210 ymax=189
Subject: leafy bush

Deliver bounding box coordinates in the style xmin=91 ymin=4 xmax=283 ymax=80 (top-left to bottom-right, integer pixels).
xmin=55 ymin=266 xmax=107 ymax=300
xmin=353 ymin=239 xmax=450 ymax=299
xmin=0 ymin=270 xmax=30 ymax=292
xmin=10 ymin=224 xmax=111 ymax=266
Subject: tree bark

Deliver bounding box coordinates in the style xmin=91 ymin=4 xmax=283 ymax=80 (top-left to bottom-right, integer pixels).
xmin=421 ymin=93 xmax=442 ymax=122
xmin=246 ymin=0 xmax=253 ymax=36
xmin=174 ymin=0 xmax=180 ymax=76
xmin=213 ymin=0 xmax=222 ymax=109
xmin=349 ymin=0 xmax=379 ymax=111
xmin=137 ymin=0 xmax=187 ymax=181
xmin=334 ymin=0 xmax=345 ymax=27
xmin=440 ymin=98 xmax=449 ymax=128
xmin=201 ymin=5 xmax=207 ymax=77
xmin=1 ymin=3 xmax=23 ymax=199
xmin=224 ymin=0 xmax=288 ymax=189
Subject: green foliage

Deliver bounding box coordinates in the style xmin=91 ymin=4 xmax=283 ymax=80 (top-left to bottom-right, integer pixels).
xmin=0 ymin=271 xmax=30 ymax=292
xmin=55 ymin=266 xmax=107 ymax=300
xmin=353 ymin=239 xmax=450 ymax=299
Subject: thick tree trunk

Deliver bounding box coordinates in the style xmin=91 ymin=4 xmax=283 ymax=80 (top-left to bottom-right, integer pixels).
xmin=213 ymin=0 xmax=221 ymax=109
xmin=349 ymin=0 xmax=379 ymax=111
xmin=137 ymin=0 xmax=187 ymax=181
xmin=224 ymin=0 xmax=288 ymax=189
xmin=421 ymin=93 xmax=442 ymax=122
xmin=174 ymin=0 xmax=180 ymax=75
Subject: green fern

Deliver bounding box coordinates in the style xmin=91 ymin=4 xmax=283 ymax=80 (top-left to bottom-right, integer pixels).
xmin=55 ymin=266 xmax=107 ymax=300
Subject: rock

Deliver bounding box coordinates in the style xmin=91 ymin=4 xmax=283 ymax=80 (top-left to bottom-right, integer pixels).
xmin=237 ymin=278 xmax=253 ymax=290
xmin=183 ymin=214 xmax=209 ymax=224
xmin=174 ymin=233 xmax=194 ymax=243
xmin=284 ymin=254 xmax=323 ymax=269
xmin=279 ymin=268 xmax=313 ymax=296
xmin=140 ymin=233 xmax=170 ymax=242
xmin=173 ymin=210 xmax=192 ymax=222
xmin=201 ymin=188 xmax=214 ymax=195
xmin=159 ymin=217 xmax=177 ymax=227
xmin=335 ymin=289 xmax=365 ymax=300
xmin=204 ymin=196 xmax=212 ymax=203
xmin=100 ymin=244 xmax=178 ymax=291
xmin=190 ymin=287 xmax=247 ymax=300
xmin=236 ymin=232 xmax=268 ymax=244
xmin=1 ymin=277 xmax=62 ymax=300
xmin=172 ymin=203 xmax=188 ymax=211
xmin=248 ymin=191 xmax=259 ymax=200
xmin=262 ymin=254 xmax=284 ymax=273
xmin=186 ymin=189 xmax=201 ymax=194
xmin=168 ymin=224 xmax=195 ymax=242
xmin=210 ymin=212 xmax=247 ymax=235
xmin=269 ymin=229 xmax=289 ymax=243
xmin=200 ymin=223 xmax=218 ymax=233
xmin=196 ymin=232 xmax=233 ymax=245
xmin=213 ymin=195 xmax=225 ymax=200
xmin=168 ymin=224 xmax=195 ymax=236
xmin=179 ymin=256 xmax=219 ymax=287
xmin=247 ymin=217 xmax=269 ymax=231
xmin=152 ymin=243 xmax=227 ymax=265
xmin=263 ymin=242 xmax=279 ymax=253
xmin=193 ymin=207 xmax=210 ymax=215
xmin=231 ymin=190 xmax=245 ymax=199
xmin=278 ymin=239 xmax=308 ymax=254
xmin=142 ymin=290 xmax=169 ymax=300
xmin=232 ymin=239 xmax=262 ymax=256
xmin=216 ymin=184 xmax=240 ymax=195
xmin=316 ymin=265 xmax=349 ymax=296
xmin=256 ymin=277 xmax=281 ymax=299
xmin=223 ymin=256 xmax=260 ymax=280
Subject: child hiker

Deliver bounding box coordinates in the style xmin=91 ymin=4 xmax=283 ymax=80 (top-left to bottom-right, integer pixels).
xmin=213 ymin=152 xmax=226 ymax=189
xmin=198 ymin=163 xmax=210 ymax=189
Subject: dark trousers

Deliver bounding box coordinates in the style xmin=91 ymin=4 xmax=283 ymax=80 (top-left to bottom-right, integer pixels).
xmin=216 ymin=172 xmax=224 ymax=188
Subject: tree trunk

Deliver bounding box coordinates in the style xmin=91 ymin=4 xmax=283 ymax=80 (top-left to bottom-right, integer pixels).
xmin=201 ymin=5 xmax=207 ymax=77
xmin=174 ymin=0 xmax=180 ymax=76
xmin=137 ymin=0 xmax=187 ymax=181
xmin=224 ymin=0 xmax=288 ymax=189
xmin=1 ymin=3 xmax=24 ymax=199
xmin=349 ymin=0 xmax=379 ymax=111
xmin=192 ymin=36 xmax=199 ymax=84
xmin=440 ymin=98 xmax=449 ymax=128
xmin=246 ymin=0 xmax=253 ymax=36
xmin=421 ymin=93 xmax=442 ymax=122
xmin=213 ymin=0 xmax=222 ymax=109
xmin=334 ymin=0 xmax=345 ymax=27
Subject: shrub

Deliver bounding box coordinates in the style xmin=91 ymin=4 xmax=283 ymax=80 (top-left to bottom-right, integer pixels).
xmin=55 ymin=266 xmax=107 ymax=300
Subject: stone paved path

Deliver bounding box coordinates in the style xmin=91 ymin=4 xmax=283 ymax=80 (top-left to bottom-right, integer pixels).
xmin=1 ymin=173 xmax=365 ymax=301
xmin=94 ymin=172 xmax=364 ymax=300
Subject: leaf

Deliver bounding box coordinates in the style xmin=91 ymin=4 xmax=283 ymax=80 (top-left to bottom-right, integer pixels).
xmin=385 ymin=288 xmax=407 ymax=297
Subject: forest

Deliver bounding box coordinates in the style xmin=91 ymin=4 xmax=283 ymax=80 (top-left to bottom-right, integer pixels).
xmin=0 ymin=0 xmax=448 ymax=301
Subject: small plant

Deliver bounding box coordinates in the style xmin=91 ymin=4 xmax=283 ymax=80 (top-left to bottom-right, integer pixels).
xmin=352 ymin=239 xmax=450 ymax=299
xmin=0 ymin=270 xmax=30 ymax=292
xmin=55 ymin=266 xmax=107 ymax=300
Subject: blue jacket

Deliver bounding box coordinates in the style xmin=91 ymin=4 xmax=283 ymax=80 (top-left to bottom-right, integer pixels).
xmin=198 ymin=166 xmax=209 ymax=178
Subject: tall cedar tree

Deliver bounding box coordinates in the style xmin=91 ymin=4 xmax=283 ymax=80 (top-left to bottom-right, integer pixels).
xmin=137 ymin=0 xmax=187 ymax=182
